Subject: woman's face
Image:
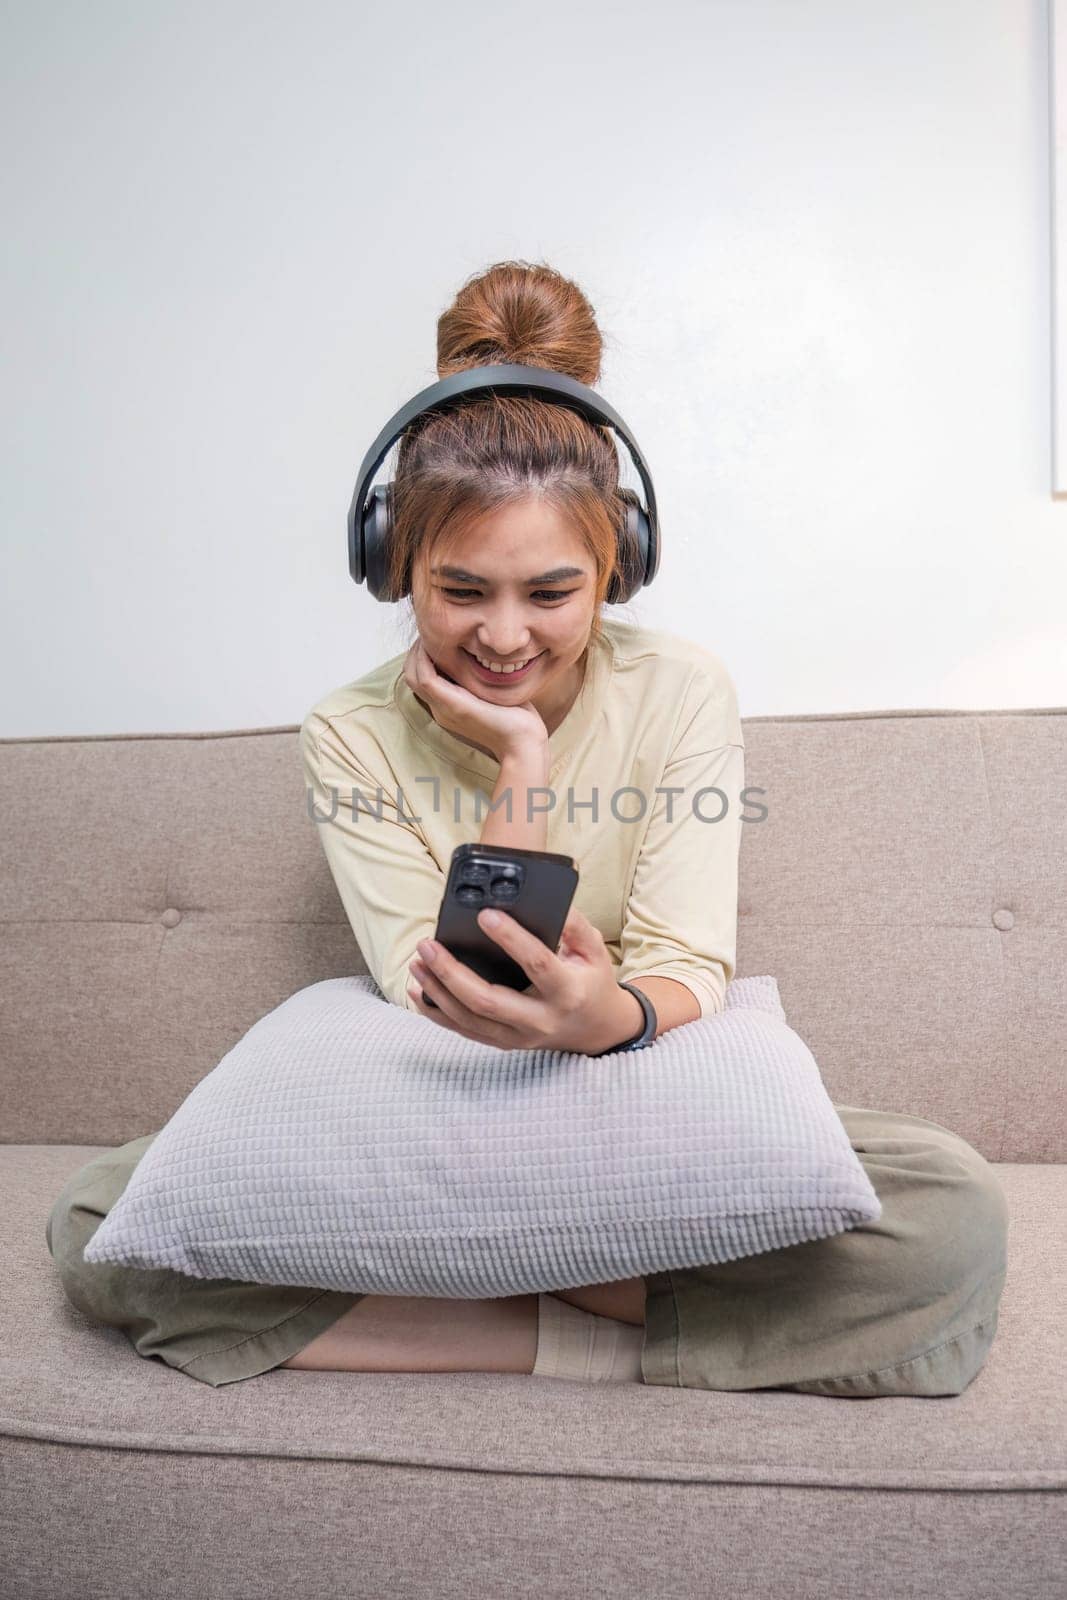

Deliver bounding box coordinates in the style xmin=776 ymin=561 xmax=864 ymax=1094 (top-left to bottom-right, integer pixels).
xmin=410 ymin=497 xmax=598 ymax=723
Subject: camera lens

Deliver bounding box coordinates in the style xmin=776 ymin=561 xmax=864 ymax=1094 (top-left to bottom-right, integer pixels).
xmin=490 ymin=877 xmax=520 ymax=902
xmin=456 ymin=884 xmax=484 ymax=904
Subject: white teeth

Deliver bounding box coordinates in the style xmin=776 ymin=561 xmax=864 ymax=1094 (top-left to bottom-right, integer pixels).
xmin=473 ymin=653 xmax=535 ymax=674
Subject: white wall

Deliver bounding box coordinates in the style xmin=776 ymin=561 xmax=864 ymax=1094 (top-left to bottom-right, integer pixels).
xmin=1 ymin=0 xmax=1063 ymax=738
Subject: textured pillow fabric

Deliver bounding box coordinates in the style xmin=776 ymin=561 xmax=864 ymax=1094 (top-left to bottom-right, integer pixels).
xmin=83 ymin=974 xmax=882 ymax=1296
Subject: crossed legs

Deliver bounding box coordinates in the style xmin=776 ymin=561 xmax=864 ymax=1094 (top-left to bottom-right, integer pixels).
xmin=279 ymin=1276 xmax=646 ymax=1375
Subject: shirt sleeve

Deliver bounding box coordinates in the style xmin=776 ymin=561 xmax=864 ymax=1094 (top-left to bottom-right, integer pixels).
xmin=614 ymin=665 xmax=745 ymax=1020
xmin=300 ymin=711 xmax=444 ymax=1012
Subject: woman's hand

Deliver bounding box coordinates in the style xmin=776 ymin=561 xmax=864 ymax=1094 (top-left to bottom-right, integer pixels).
xmin=405 ymin=904 xmax=640 ymax=1055
xmin=402 ymin=638 xmax=548 ymax=763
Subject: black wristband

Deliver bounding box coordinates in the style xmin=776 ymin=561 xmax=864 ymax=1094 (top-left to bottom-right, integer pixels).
xmin=588 ymin=980 xmax=658 ymax=1057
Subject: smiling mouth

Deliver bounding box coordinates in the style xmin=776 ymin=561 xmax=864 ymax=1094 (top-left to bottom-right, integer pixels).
xmin=463 ymin=649 xmax=544 ymax=681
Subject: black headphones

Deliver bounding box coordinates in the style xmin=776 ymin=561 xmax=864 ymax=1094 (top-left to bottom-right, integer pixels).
xmin=347 ymin=363 xmax=660 ymax=605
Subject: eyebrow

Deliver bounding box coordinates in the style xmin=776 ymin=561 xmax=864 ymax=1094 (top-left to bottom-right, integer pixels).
xmin=432 ymin=565 xmax=586 ymax=584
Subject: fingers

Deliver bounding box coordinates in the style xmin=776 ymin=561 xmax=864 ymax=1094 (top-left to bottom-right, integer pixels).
xmin=410 ymin=923 xmax=553 ymax=1030
xmin=408 ymin=960 xmax=516 ymax=1048
xmin=407 ymin=980 xmax=501 ymax=1047
xmin=411 ymin=940 xmax=530 ymax=1030
xmin=404 ymin=640 xmax=427 ymax=690
xmin=406 ymin=640 xmax=456 ymax=700
xmin=404 ymin=643 xmax=444 ymax=714
xmin=473 ymin=909 xmax=559 ymax=990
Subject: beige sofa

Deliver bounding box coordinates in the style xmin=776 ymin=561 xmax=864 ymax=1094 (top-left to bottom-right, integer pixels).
xmin=1 ymin=703 xmax=1064 ymax=1599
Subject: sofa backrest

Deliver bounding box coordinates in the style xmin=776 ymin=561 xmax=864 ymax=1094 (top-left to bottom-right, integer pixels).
xmin=1 ymin=707 xmax=1063 ymax=1161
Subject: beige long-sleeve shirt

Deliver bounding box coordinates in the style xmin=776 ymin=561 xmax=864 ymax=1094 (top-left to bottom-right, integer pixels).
xmin=299 ymin=615 xmax=745 ymax=1019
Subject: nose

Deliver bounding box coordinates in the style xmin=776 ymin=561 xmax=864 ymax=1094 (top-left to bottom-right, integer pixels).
xmin=475 ymin=605 xmax=534 ymax=658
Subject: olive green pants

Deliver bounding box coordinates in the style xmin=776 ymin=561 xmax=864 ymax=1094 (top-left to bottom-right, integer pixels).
xmin=45 ymin=1104 xmax=1009 ymax=1395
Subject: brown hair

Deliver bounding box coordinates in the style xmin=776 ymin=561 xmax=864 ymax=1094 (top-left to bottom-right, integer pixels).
xmin=388 ymin=260 xmax=636 ymax=646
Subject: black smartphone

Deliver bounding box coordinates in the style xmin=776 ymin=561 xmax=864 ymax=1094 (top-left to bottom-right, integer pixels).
xmin=422 ymin=843 xmax=579 ymax=1005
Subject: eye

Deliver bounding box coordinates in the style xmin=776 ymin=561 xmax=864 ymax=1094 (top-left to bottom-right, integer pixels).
xmin=440 ymin=588 xmax=576 ymax=603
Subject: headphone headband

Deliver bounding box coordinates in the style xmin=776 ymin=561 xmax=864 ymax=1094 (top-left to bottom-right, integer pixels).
xmin=347 ymin=363 xmax=660 ymax=595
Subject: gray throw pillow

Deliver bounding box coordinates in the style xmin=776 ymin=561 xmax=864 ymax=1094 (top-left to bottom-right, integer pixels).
xmin=83 ymin=974 xmax=881 ymax=1295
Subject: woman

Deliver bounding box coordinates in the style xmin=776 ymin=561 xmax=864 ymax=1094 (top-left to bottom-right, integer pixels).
xmin=47 ymin=262 xmax=1008 ymax=1392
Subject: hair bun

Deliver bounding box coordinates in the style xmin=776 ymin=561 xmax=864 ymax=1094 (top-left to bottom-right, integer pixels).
xmin=436 ymin=259 xmax=604 ymax=387
xmin=386 ymin=258 xmax=626 ymax=625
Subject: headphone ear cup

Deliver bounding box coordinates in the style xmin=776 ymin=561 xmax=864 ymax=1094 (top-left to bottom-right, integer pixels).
xmin=362 ymin=484 xmax=396 ymax=602
xmin=607 ymin=489 xmax=651 ymax=605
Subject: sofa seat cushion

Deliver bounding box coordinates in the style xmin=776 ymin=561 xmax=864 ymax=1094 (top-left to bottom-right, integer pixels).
xmin=4 ymin=1145 xmax=1065 ymax=1493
